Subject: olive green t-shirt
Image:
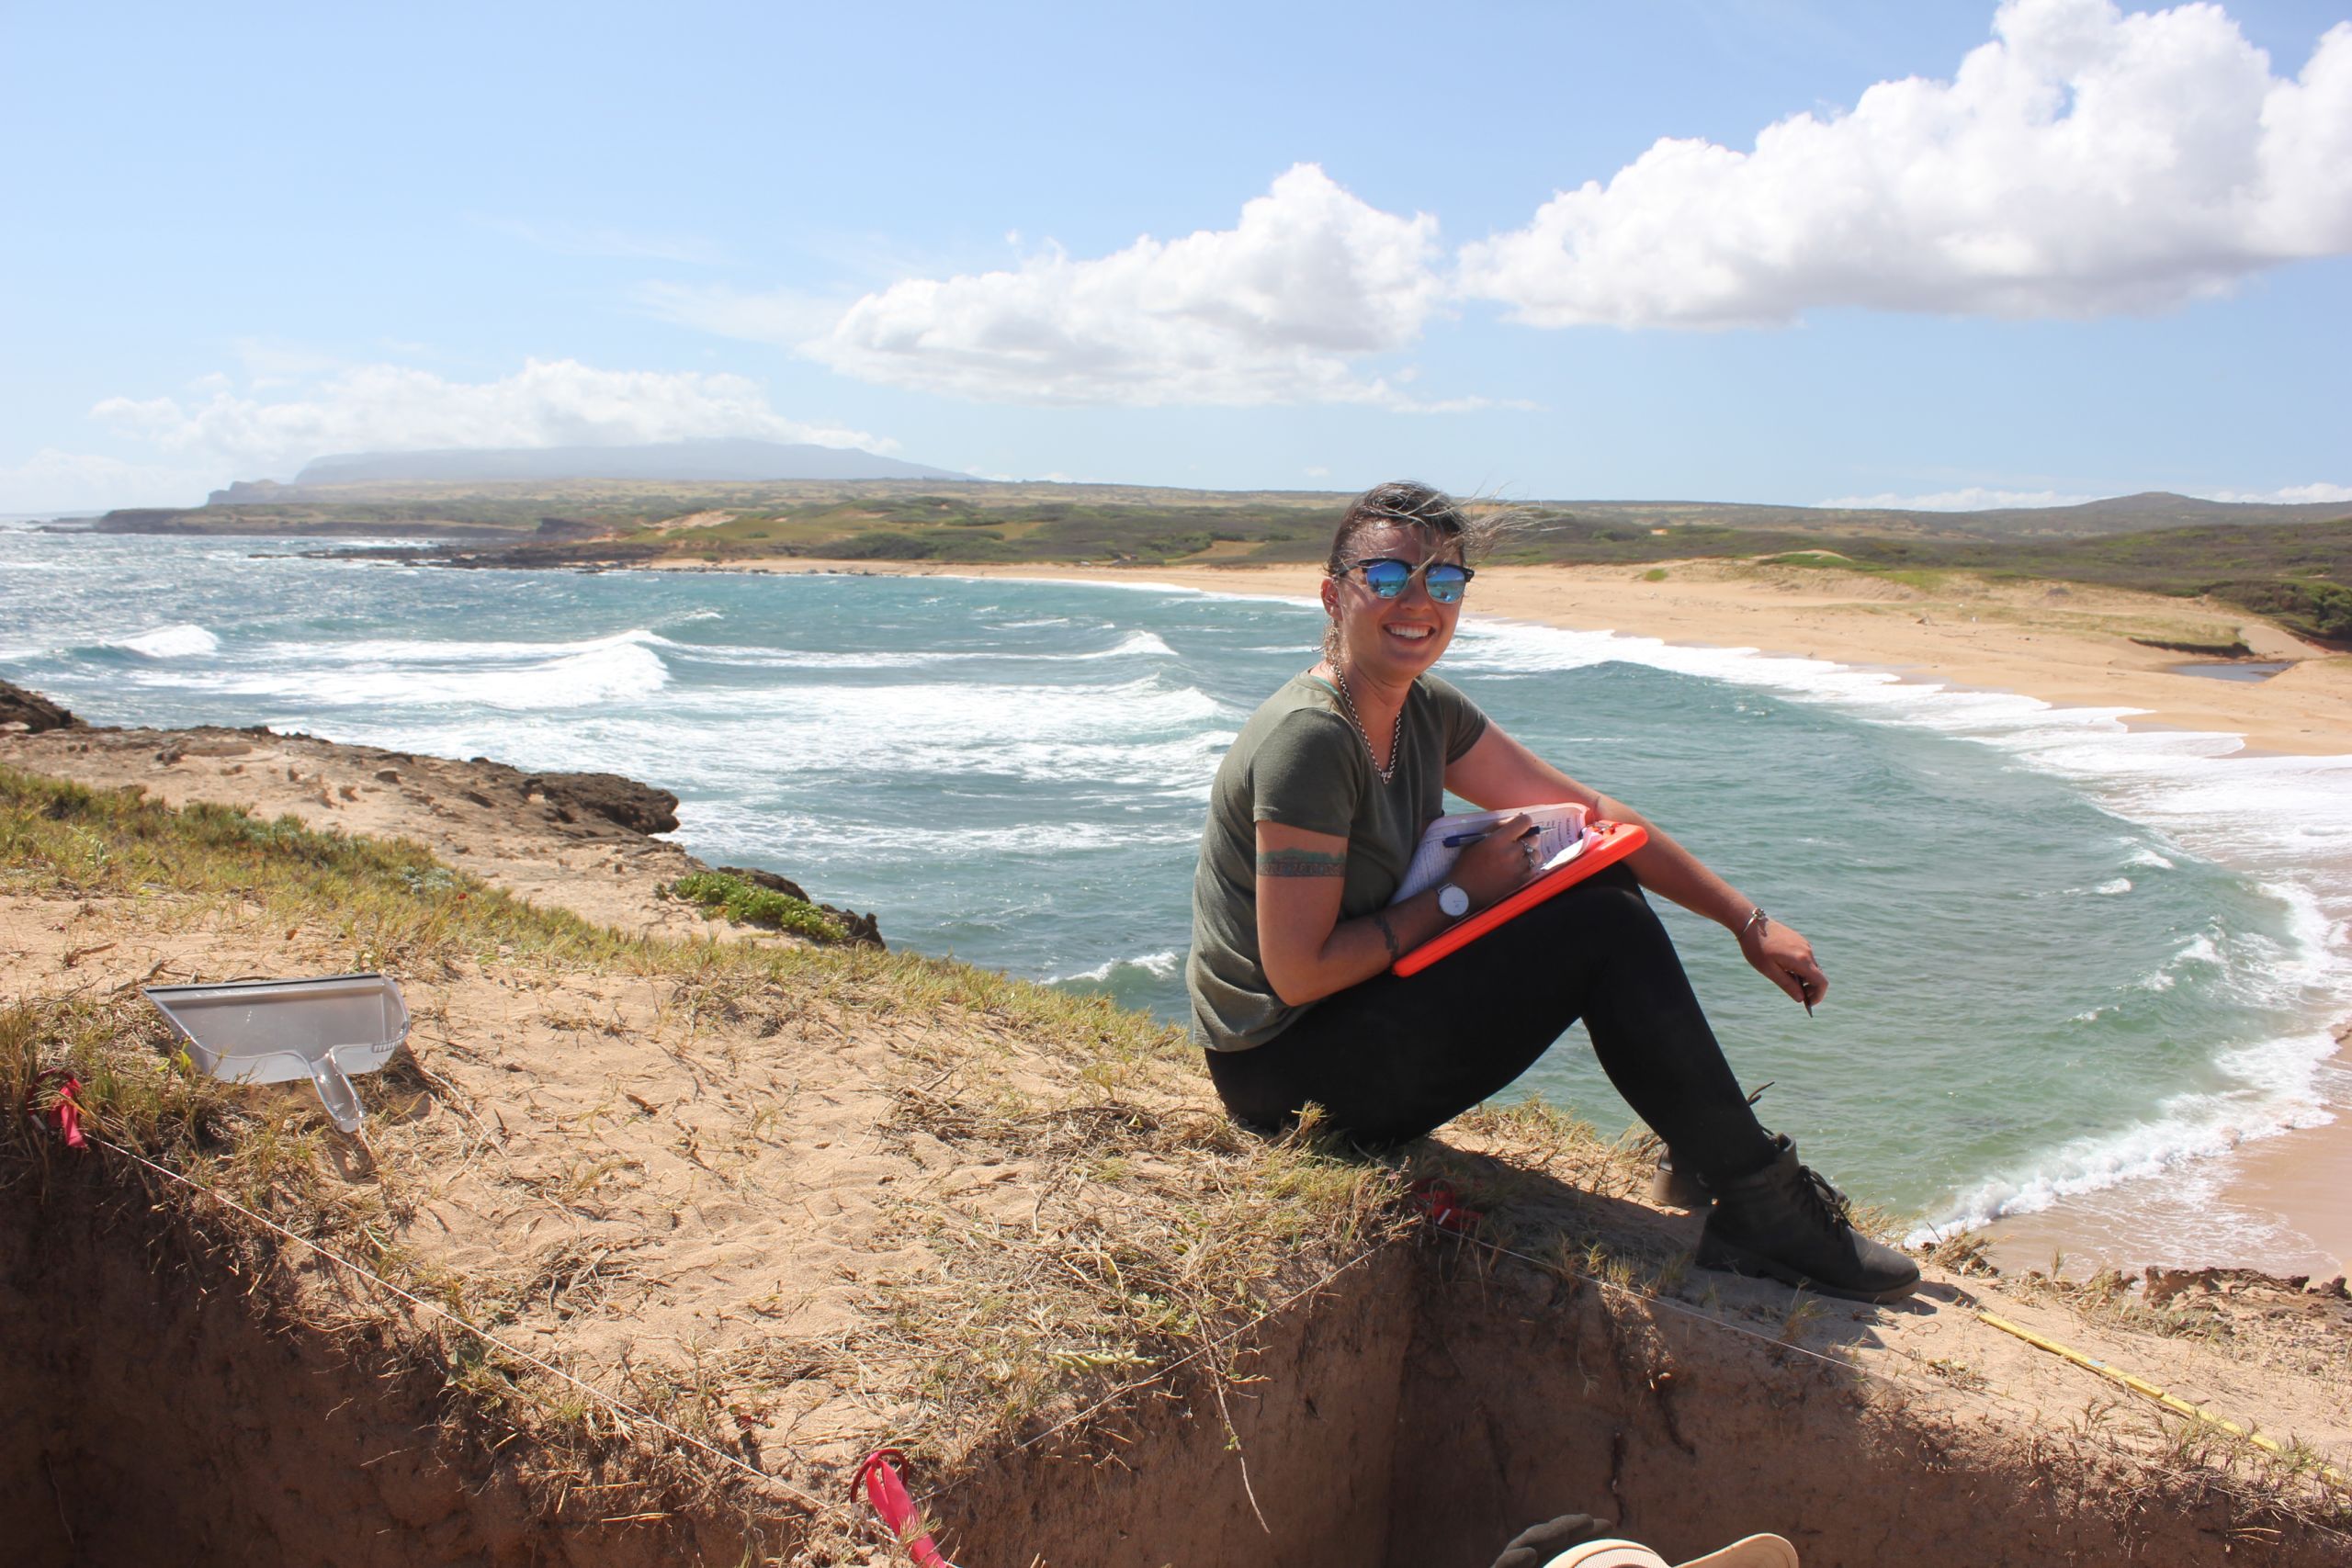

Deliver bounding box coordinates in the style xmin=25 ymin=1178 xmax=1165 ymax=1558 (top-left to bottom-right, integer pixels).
xmin=1187 ymin=671 xmax=1489 ymax=1053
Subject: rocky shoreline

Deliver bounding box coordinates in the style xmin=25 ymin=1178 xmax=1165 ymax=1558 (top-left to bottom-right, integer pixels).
xmin=0 ymin=680 xmax=881 ymax=950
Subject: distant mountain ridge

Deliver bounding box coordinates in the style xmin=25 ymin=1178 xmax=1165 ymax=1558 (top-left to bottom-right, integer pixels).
xmin=1894 ymin=491 xmax=2352 ymax=536
xmin=280 ymin=439 xmax=970 ymax=489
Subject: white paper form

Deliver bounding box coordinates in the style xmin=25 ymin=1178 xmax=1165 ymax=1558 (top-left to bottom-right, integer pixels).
xmin=1391 ymin=802 xmax=1590 ymax=906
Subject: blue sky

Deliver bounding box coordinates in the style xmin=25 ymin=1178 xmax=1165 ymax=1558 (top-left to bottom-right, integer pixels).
xmin=4 ymin=0 xmax=2347 ymax=511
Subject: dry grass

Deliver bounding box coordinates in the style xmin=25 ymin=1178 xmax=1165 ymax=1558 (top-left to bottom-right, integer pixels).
xmin=2009 ymin=1263 xmax=2241 ymax=1348
xmin=0 ymin=764 xmax=1408 ymax=1555
xmin=1918 ymin=1226 xmax=2000 ymax=1279
xmin=854 ymin=1012 xmax=1412 ymax=1470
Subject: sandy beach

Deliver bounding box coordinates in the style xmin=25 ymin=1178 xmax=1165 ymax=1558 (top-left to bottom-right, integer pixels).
xmin=676 ymin=553 xmax=2352 ymax=1279
xmin=688 ymin=554 xmax=2352 ymax=757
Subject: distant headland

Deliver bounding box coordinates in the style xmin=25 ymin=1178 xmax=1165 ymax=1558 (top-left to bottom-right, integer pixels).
xmin=202 ymin=437 xmax=972 ymax=502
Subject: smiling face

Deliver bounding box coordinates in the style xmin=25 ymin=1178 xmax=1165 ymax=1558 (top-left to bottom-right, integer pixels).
xmin=1319 ymin=523 xmax=1464 ymax=689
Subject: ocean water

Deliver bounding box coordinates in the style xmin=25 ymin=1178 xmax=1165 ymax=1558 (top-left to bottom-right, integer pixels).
xmin=6 ymin=526 xmax=2349 ymax=1261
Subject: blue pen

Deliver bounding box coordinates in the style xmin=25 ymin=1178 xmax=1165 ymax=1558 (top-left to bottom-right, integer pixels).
xmin=1443 ymin=824 xmax=1543 ymax=849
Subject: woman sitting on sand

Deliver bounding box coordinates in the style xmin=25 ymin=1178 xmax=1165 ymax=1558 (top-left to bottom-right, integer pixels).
xmin=1185 ymin=481 xmax=1918 ymax=1303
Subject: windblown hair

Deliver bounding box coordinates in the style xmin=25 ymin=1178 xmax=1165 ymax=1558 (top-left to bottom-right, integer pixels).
xmin=1323 ymin=480 xmax=1510 ymax=575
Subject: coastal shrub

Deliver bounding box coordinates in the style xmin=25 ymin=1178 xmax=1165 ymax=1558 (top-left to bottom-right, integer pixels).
xmin=2220 ymin=577 xmax=2352 ymax=642
xmin=669 ymin=869 xmax=847 ymax=942
xmin=831 ymin=530 xmax=942 ymax=560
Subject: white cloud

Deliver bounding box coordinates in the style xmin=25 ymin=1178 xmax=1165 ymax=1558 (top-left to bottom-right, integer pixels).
xmin=797 ymin=164 xmax=1456 ymax=408
xmin=1815 ymin=488 xmax=2096 ymax=510
xmin=1461 ymin=0 xmax=2352 ymax=327
xmin=91 ymin=358 xmax=888 ymax=479
xmin=2195 ymin=481 xmax=2352 ymax=503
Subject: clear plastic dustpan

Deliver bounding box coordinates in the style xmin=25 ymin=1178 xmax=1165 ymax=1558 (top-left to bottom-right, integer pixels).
xmin=142 ymin=972 xmax=410 ymax=1134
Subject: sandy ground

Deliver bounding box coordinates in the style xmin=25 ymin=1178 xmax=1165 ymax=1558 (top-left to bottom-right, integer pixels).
xmin=0 ymin=872 xmax=1047 ymax=1491
xmin=11 ymin=900 xmax=2351 ymax=1537
xmin=0 ymin=727 xmax=734 ymax=944
xmin=6 ymin=716 xmax=2348 ymax=1555
xmin=669 ymin=556 xmax=2352 ymax=1280
xmin=13 ymin=911 xmax=2350 ymax=1554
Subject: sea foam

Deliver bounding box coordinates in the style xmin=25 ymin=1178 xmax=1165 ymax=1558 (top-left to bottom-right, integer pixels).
xmin=1046 ymin=949 xmax=1183 ymax=986
xmin=108 ymin=624 xmax=220 ymax=659
xmin=200 ymin=628 xmax=672 ymax=709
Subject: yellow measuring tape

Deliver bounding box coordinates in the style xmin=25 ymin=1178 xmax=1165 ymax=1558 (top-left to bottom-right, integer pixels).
xmin=1974 ymin=1310 xmax=2347 ymax=1490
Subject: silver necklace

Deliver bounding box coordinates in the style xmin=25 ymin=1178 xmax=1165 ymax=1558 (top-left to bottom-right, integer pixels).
xmin=1328 ymin=664 xmax=1404 ymax=784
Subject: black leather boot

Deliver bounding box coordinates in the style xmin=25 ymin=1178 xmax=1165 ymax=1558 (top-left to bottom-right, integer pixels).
xmin=1697 ymin=1135 xmax=1920 ymax=1303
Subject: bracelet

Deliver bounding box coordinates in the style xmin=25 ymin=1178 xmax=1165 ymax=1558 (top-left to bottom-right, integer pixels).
xmin=1739 ymin=907 xmax=1770 ymax=942
xmin=1372 ymin=910 xmax=1403 ymax=962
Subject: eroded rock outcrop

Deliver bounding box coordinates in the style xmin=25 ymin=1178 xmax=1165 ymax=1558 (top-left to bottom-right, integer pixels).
xmin=0 ymin=681 xmax=84 ymax=734
xmin=510 ymin=769 xmax=681 ymax=834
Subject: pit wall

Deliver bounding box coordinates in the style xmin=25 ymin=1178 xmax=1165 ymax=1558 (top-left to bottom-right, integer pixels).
xmin=7 ymin=1186 xmax=2345 ymax=1568
xmin=0 ymin=1185 xmax=750 ymax=1568
xmin=942 ymin=1248 xmax=1420 ymax=1568
xmin=953 ymin=1245 xmax=2346 ymax=1568
xmin=1385 ymin=1257 xmax=2345 ymax=1568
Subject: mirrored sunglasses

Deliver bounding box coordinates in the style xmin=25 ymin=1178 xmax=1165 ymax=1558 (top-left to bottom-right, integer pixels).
xmin=1345 ymin=557 xmax=1475 ymax=604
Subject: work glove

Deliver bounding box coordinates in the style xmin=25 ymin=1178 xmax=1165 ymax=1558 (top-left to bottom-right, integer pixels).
xmin=1491 ymin=1514 xmax=1605 ymax=1568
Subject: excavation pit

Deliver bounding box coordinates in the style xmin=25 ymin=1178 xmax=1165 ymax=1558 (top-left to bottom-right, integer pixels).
xmin=9 ymin=1111 xmax=2349 ymax=1568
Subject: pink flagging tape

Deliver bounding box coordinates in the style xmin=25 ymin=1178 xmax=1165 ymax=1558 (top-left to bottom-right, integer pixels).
xmin=854 ymin=1450 xmax=959 ymax=1568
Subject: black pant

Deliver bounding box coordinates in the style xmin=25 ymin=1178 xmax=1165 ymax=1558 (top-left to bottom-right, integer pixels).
xmin=1204 ymin=864 xmax=1778 ymax=1181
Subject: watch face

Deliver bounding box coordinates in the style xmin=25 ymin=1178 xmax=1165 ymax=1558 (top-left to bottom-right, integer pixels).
xmin=1439 ymin=883 xmax=1469 ymax=918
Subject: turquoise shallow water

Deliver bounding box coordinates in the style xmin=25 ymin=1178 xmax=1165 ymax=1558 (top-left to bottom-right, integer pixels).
xmin=6 ymin=528 xmax=2348 ymax=1258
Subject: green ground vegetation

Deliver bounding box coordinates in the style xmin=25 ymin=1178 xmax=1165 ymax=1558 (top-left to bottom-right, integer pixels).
xmin=1750 ymin=522 xmax=2352 ymax=641
xmin=75 ymin=479 xmax=2352 ymax=643
xmin=666 ymin=868 xmax=846 ymax=942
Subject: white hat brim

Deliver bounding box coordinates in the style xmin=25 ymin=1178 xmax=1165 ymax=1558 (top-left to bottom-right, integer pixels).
xmin=1678 ymin=1534 xmax=1801 ymax=1568
xmin=1544 ymin=1534 xmax=1799 ymax=1568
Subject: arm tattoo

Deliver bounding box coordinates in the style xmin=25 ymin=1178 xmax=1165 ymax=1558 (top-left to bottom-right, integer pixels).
xmin=1257 ymin=848 xmax=1348 ymax=878
xmin=1371 ymin=910 xmax=1402 ymax=961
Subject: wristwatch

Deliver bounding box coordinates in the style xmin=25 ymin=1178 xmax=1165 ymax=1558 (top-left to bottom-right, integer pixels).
xmin=1437 ymin=882 xmax=1470 ymax=919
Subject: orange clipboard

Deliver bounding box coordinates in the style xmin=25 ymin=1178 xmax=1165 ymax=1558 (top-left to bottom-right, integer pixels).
xmin=1391 ymin=819 xmax=1649 ymax=977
